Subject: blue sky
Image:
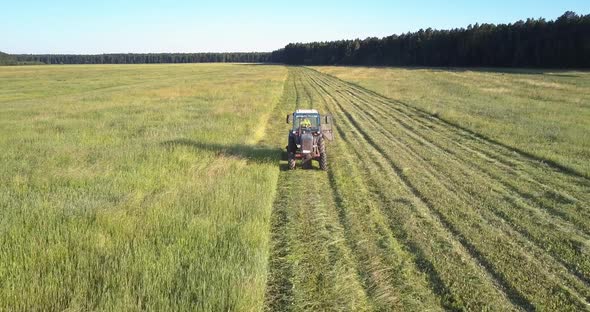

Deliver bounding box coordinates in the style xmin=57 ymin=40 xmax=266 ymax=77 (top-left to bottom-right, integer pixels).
xmin=1 ymin=0 xmax=587 ymax=54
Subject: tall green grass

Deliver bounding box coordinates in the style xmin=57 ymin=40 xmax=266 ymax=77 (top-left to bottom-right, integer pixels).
xmin=0 ymin=64 xmax=287 ymax=311
xmin=313 ymin=66 xmax=590 ymax=177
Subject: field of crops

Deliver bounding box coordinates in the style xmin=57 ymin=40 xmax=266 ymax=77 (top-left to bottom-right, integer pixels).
xmin=1 ymin=64 xmax=589 ymax=311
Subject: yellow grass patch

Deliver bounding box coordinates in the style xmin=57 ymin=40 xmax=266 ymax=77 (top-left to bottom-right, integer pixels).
xmin=517 ymin=78 xmax=567 ymax=90
xmin=480 ymin=87 xmax=510 ymax=94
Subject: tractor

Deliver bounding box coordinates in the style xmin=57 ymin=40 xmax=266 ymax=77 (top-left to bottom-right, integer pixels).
xmin=286 ymin=109 xmax=333 ymax=170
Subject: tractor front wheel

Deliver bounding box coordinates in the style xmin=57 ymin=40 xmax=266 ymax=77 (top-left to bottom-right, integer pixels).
xmin=288 ymin=152 xmax=296 ymax=170
xmin=319 ymin=138 xmax=328 ymax=170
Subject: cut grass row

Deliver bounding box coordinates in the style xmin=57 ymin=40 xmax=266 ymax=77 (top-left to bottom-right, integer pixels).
xmin=311 ymin=67 xmax=590 ymax=310
xmin=265 ymin=68 xmax=445 ymax=311
xmin=265 ymin=67 xmax=590 ymax=311
xmin=313 ymin=66 xmax=590 ymax=178
xmin=266 ymin=70 xmax=376 ymax=311
xmin=311 ymin=72 xmax=590 ymax=283
xmin=303 ymin=69 xmax=518 ymax=311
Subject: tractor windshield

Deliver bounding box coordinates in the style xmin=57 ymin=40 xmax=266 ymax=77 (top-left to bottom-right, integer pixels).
xmin=293 ymin=114 xmax=320 ymax=130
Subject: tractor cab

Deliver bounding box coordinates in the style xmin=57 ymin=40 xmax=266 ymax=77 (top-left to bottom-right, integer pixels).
xmin=286 ymin=109 xmax=333 ymax=140
xmin=292 ymin=112 xmax=320 ymax=132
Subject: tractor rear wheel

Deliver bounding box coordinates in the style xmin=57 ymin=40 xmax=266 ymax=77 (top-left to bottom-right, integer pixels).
xmin=319 ymin=138 xmax=328 ymax=170
xmin=288 ymin=152 xmax=296 ymax=170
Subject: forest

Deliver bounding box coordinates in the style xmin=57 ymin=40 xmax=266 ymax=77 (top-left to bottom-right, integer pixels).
xmin=3 ymin=11 xmax=589 ymax=68
xmin=0 ymin=52 xmax=16 ymax=65
xmin=13 ymin=52 xmax=272 ymax=65
xmin=277 ymin=11 xmax=590 ymax=67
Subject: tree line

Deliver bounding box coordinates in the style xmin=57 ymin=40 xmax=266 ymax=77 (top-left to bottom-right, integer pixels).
xmin=4 ymin=11 xmax=589 ymax=67
xmin=275 ymin=11 xmax=589 ymax=68
xmin=0 ymin=52 xmax=17 ymax=65
xmin=13 ymin=52 xmax=273 ymax=65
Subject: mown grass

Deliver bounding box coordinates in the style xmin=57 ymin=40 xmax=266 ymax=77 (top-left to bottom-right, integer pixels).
xmin=313 ymin=67 xmax=590 ymax=310
xmin=312 ymin=66 xmax=590 ymax=177
xmin=264 ymin=68 xmax=445 ymax=312
xmin=0 ymin=64 xmax=287 ymax=311
xmin=264 ymin=69 xmax=372 ymax=311
xmin=265 ymin=67 xmax=590 ymax=311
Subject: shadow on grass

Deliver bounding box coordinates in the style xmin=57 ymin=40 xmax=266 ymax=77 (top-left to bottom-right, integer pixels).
xmin=162 ymin=138 xmax=291 ymax=170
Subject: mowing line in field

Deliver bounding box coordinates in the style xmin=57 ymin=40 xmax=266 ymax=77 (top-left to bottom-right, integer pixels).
xmin=301 ymin=68 xmax=443 ymax=311
xmin=303 ymin=69 xmax=520 ymax=310
xmin=264 ymin=68 xmax=371 ymax=311
xmin=346 ymin=76 xmax=590 ymax=209
xmin=309 ymin=69 xmax=590 ymax=290
xmin=316 ymin=73 xmax=590 ymax=290
xmin=339 ymin=79 xmax=590 ymax=206
xmin=314 ymin=68 xmax=590 ymax=180
xmin=320 ymin=69 xmax=585 ymax=308
xmin=333 ymin=87 xmax=590 ymax=305
xmin=295 ymin=67 xmax=590 ymax=310
xmin=311 ymin=70 xmax=590 ymax=247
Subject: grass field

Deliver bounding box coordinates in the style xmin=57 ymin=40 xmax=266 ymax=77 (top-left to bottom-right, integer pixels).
xmin=0 ymin=64 xmax=287 ymax=311
xmin=1 ymin=64 xmax=589 ymax=311
xmin=313 ymin=66 xmax=590 ymax=177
